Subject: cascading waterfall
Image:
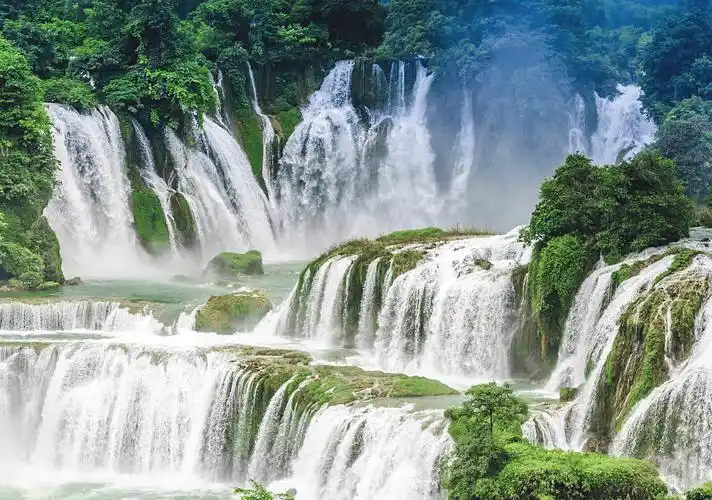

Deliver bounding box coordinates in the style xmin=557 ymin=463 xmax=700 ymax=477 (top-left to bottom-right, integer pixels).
xmin=0 ymin=301 xmax=161 ymax=333
xmin=247 ymin=62 xmax=279 ymax=207
xmin=132 ymin=119 xmax=181 ymax=255
xmin=45 ymin=104 xmax=151 ymax=278
xmin=165 ymin=117 xmax=275 ymax=259
xmin=0 ymin=342 xmax=451 ymax=499
xmin=612 ymin=257 xmax=712 ymax=490
xmin=374 ymin=230 xmax=529 ymax=380
xmin=533 ymin=255 xmax=675 ymax=451
xmin=0 ymin=344 xmax=303 ymax=483
xmin=278 ymin=404 xmax=450 ymax=500
xmin=273 ymin=229 xmax=530 ymax=380
xmin=568 ymin=85 xmax=656 ymax=165
xmin=274 ymin=60 xmax=448 ymax=255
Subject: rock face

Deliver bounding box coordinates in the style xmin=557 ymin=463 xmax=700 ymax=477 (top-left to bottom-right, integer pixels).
xmin=195 ymin=291 xmax=273 ymax=333
xmin=204 ymin=250 xmax=264 ymax=278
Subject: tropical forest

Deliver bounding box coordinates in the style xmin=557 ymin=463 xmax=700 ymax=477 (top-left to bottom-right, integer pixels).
xmin=2 ymin=0 xmax=712 ymax=498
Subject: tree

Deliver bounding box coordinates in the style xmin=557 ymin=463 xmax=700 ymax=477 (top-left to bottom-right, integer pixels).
xmin=656 ymin=97 xmax=712 ymax=200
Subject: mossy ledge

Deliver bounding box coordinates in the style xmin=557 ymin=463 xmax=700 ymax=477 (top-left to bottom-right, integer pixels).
xmin=195 ymin=292 xmax=273 ymax=333
xmin=587 ymin=252 xmax=711 ymax=452
xmin=284 ymin=227 xmax=493 ymax=342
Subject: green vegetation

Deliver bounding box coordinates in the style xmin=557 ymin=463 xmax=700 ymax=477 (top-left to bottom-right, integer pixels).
xmin=234 ymin=481 xmax=294 ymax=500
xmin=205 ymin=250 xmax=264 ymax=278
xmin=169 ymin=192 xmax=197 ymax=249
xmin=519 ymin=151 xmax=695 ymax=371
xmin=560 ymin=387 xmax=578 ymax=402
xmin=195 ymin=291 xmax=273 ymax=333
xmin=41 ymin=77 xmax=96 ymax=110
xmin=444 ymin=383 xmax=668 ymax=500
xmin=687 ymin=482 xmax=712 ymax=500
xmin=0 ymin=35 xmax=63 ymax=289
xmin=234 ymin=105 xmax=264 ymax=178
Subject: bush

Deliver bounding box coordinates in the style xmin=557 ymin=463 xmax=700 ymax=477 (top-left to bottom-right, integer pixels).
xmin=0 ymin=242 xmax=44 ymax=280
xmin=18 ymin=271 xmax=44 ymax=289
xmin=444 ymin=383 xmax=669 ymax=500
xmin=41 ymin=77 xmax=97 ymax=110
xmin=687 ymin=482 xmax=712 ymax=500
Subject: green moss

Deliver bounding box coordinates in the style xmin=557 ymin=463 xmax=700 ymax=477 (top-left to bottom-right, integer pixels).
xmin=474 ymin=258 xmax=493 ymax=271
xmin=653 ymin=247 xmax=702 ymax=286
xmin=390 ymin=249 xmax=425 ymax=278
xmin=195 ymin=292 xmax=273 ymax=333
xmin=169 ymin=192 xmax=197 ymax=249
xmin=274 ymin=107 xmax=301 ymax=143
xmin=376 ymin=226 xmax=493 ymax=246
xmin=301 ymin=365 xmax=458 ymax=405
xmin=611 ymin=254 xmax=664 ymax=291
xmin=560 ymin=387 xmax=578 ymax=402
xmin=235 ymin=105 xmax=264 ymax=180
xmin=528 ymin=236 xmax=592 ymax=363
xmin=205 ymin=250 xmax=264 ymax=278
xmin=131 ymin=190 xmax=170 ymax=254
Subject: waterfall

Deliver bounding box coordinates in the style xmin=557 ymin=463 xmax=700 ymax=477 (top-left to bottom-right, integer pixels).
xmin=0 ymin=300 xmax=162 ymax=333
xmin=374 ymin=230 xmax=529 ymax=380
xmin=132 ymin=119 xmax=181 ymax=255
xmin=277 ymin=404 xmax=450 ymax=500
xmin=274 ymin=60 xmax=443 ymax=256
xmin=612 ymin=258 xmax=712 ymax=490
xmin=247 ymin=62 xmax=279 ymax=206
xmin=447 ymin=90 xmax=476 ymax=220
xmin=165 ymin=118 xmax=275 ymax=259
xmin=0 ymin=342 xmax=451 ymax=499
xmin=45 ymin=104 xmax=151 ymax=278
xmin=540 ymin=255 xmax=674 ymax=451
xmin=571 ymin=85 xmax=657 ymax=165
xmin=273 ymin=229 xmax=530 ymax=380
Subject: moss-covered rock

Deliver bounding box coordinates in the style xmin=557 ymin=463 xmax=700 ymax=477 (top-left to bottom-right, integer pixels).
xmin=588 ymin=255 xmax=710 ymax=450
xmin=234 ymin=105 xmax=264 ymax=181
xmin=169 ymin=192 xmax=197 ymax=249
xmin=560 ymin=386 xmax=579 ymax=402
xmin=0 ymin=242 xmax=44 ymax=283
xmin=273 ymin=107 xmax=301 ymax=144
xmin=205 ymin=250 xmax=264 ymax=278
xmin=195 ymin=291 xmax=273 ymax=333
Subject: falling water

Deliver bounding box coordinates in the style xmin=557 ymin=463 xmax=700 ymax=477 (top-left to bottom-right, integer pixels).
xmin=278 ymin=404 xmax=450 ymax=500
xmin=585 ymin=85 xmax=656 ymax=165
xmin=612 ymin=256 xmax=712 ymax=490
xmin=166 ymin=118 xmax=275 ymax=259
xmin=0 ymin=301 xmax=161 ymax=333
xmin=247 ymin=62 xmax=279 ymax=206
xmin=45 ymin=104 xmax=151 ymax=278
xmin=132 ymin=120 xmax=180 ymax=255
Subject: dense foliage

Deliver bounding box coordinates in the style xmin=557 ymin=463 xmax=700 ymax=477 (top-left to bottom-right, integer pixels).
xmin=0 ymin=35 xmax=63 ymax=288
xmin=520 ymin=151 xmax=694 ymax=365
xmin=444 ymin=383 xmax=668 ymax=499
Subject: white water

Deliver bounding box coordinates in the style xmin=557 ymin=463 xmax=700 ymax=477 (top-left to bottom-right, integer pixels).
xmin=538 ymin=255 xmax=674 ymax=451
xmin=568 ymin=85 xmax=657 ymax=165
xmin=612 ymin=256 xmax=712 ymax=490
xmin=375 ymin=230 xmax=529 ymax=381
xmin=0 ymin=301 xmax=161 ymax=334
xmin=276 ymin=404 xmax=450 ymax=500
xmin=45 ymin=104 xmax=152 ymax=278
xmin=247 ymin=62 xmax=279 ymax=207
xmin=165 ymin=118 xmax=276 ymax=260
xmin=271 ymin=229 xmax=530 ymax=382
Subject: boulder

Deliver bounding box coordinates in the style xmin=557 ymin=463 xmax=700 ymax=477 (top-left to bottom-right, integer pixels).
xmin=204 ymin=250 xmax=264 ymax=278
xmin=195 ymin=291 xmax=272 ymax=333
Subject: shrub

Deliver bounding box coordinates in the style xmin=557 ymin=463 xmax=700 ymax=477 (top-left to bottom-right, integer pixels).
xmin=41 ymin=77 xmax=97 ymax=110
